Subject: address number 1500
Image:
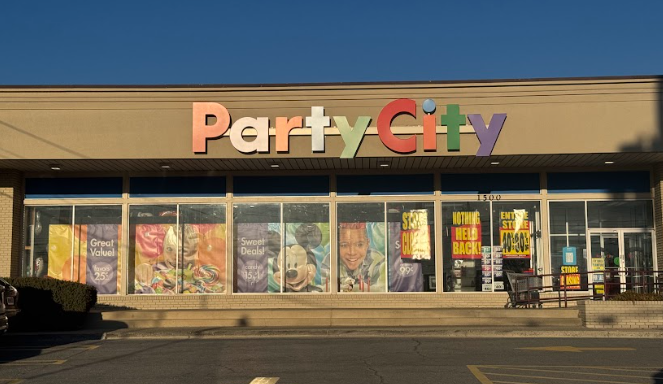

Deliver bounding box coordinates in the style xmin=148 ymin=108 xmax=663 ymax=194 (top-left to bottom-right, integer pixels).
xmin=477 ymin=194 xmax=502 ymax=201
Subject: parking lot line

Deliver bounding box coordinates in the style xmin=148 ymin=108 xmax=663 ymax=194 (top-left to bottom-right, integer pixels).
xmin=468 ymin=365 xmax=659 ymax=384
xmin=0 ymin=359 xmax=66 ymax=366
xmin=481 ymin=366 xmax=653 ymax=380
xmin=249 ymin=378 xmax=279 ymax=384
xmin=0 ymin=345 xmax=98 ymax=351
xmin=484 ymin=372 xmax=644 ymax=384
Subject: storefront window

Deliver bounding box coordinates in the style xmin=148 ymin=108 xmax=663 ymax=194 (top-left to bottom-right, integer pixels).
xmin=233 ymin=203 xmax=330 ymax=293
xmin=442 ymin=202 xmax=490 ymax=292
xmin=73 ymin=206 xmax=122 ymax=294
xmin=587 ymin=201 xmax=653 ymax=229
xmin=129 ymin=204 xmax=227 ymax=295
xmin=179 ymin=205 xmax=227 ymax=294
xmin=549 ymin=202 xmax=587 ymax=291
xmin=387 ymin=202 xmax=435 ymax=292
xmin=233 ymin=204 xmax=281 ymax=293
xmin=492 ymin=202 xmax=541 ymax=291
xmin=23 ymin=205 xmax=122 ymax=294
xmin=282 ymin=204 xmax=330 ymax=292
xmin=336 ymin=203 xmax=386 ymax=293
xmin=129 ymin=205 xmax=178 ymax=294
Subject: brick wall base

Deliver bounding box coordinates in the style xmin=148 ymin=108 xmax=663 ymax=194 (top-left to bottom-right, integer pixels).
xmin=578 ymin=300 xmax=663 ymax=329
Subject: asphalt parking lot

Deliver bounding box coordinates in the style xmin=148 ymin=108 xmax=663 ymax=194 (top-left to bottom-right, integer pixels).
xmin=0 ymin=336 xmax=661 ymax=384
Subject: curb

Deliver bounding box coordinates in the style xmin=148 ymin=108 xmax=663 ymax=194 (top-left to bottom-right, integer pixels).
xmin=101 ymin=328 xmax=663 ymax=340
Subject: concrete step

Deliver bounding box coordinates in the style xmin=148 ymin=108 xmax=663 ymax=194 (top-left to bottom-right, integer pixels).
xmin=88 ymin=308 xmax=581 ymax=329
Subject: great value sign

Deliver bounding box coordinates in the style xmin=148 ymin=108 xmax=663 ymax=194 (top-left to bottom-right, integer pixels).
xmin=192 ymin=99 xmax=506 ymax=158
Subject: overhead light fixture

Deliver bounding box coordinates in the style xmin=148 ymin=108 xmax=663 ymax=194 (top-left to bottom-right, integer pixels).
xmin=49 ymin=164 xmax=61 ymax=171
xmin=490 ymin=161 xmax=500 ymax=165
xmin=604 ymin=161 xmax=614 ymax=165
xmin=270 ymin=163 xmax=280 ymax=169
xmin=378 ymin=161 xmax=390 ymax=168
xmin=159 ymin=162 xmax=171 ymax=169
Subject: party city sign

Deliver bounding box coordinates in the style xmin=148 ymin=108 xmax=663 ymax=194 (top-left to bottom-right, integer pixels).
xmin=192 ymin=99 xmax=506 ymax=158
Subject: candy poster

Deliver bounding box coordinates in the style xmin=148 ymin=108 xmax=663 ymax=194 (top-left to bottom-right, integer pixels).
xmin=47 ymin=224 xmax=73 ymax=280
xmin=388 ymin=222 xmax=423 ymax=292
xmin=181 ymin=224 xmax=226 ymax=294
xmin=499 ymin=210 xmax=531 ymax=259
xmin=400 ymin=210 xmax=431 ymax=260
xmin=235 ymin=222 xmax=280 ymax=293
xmin=451 ymin=211 xmax=482 ymax=259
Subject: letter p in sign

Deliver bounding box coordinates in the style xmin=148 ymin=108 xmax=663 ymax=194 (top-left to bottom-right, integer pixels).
xmin=192 ymin=102 xmax=231 ymax=153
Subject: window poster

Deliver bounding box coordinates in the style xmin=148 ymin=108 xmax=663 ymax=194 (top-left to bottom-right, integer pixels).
xmin=451 ymin=211 xmax=482 ymax=259
xmin=47 ymin=224 xmax=73 ymax=280
xmin=134 ymin=224 xmax=179 ymax=294
xmin=560 ymin=265 xmax=581 ymax=290
xmin=274 ymin=223 xmax=330 ymax=292
xmin=181 ymin=224 xmax=226 ymax=294
xmin=84 ymin=224 xmax=120 ymax=294
xmin=235 ymin=222 xmax=281 ymax=293
xmin=499 ymin=209 xmax=531 ymax=259
xmin=334 ymin=222 xmax=386 ymax=292
xmin=388 ymin=222 xmax=423 ymax=292
xmin=400 ymin=210 xmax=431 ymax=260
xmin=134 ymin=223 xmax=226 ymax=294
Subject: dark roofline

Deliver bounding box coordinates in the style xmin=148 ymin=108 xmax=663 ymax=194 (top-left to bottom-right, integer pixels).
xmin=0 ymin=74 xmax=662 ymax=90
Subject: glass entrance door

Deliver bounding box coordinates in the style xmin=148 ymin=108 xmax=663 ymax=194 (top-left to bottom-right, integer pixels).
xmin=588 ymin=230 xmax=655 ymax=295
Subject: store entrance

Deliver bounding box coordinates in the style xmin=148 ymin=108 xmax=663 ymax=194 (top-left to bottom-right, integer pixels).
xmin=588 ymin=230 xmax=655 ymax=295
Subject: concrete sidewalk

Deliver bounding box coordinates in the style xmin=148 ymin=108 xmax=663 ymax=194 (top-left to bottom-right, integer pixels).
xmin=99 ymin=326 xmax=663 ymax=340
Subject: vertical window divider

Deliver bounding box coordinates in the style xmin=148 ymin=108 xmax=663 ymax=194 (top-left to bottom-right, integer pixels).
xmin=488 ymin=201 xmax=494 ymax=292
xmin=383 ymin=202 xmax=388 ymax=292
xmin=70 ymin=205 xmax=76 ymax=283
xmin=176 ymin=203 xmax=180 ymax=295
xmin=121 ymin=202 xmax=129 ymax=295
xmin=434 ymin=199 xmax=443 ymax=294
xmin=280 ymin=203 xmax=284 ymax=293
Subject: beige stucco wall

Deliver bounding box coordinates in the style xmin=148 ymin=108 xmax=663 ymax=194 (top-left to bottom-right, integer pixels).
xmin=0 ymin=77 xmax=660 ymax=161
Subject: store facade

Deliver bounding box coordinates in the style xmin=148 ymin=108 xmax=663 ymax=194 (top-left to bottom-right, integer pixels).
xmin=0 ymin=76 xmax=661 ymax=309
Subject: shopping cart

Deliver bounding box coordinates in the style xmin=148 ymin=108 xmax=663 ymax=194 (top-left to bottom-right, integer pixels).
xmin=504 ymin=271 xmax=542 ymax=308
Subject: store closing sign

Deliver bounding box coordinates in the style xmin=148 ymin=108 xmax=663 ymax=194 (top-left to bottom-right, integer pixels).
xmin=192 ymin=99 xmax=506 ymax=157
xmin=499 ymin=210 xmax=531 ymax=259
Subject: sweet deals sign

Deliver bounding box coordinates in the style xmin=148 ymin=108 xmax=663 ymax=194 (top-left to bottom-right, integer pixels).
xmin=192 ymin=99 xmax=506 ymax=158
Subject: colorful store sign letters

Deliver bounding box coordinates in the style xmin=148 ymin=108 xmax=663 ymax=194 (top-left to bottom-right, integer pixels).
xmin=192 ymin=99 xmax=506 ymax=157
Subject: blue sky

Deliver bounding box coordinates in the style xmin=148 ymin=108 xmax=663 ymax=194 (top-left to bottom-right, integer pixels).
xmin=1 ymin=1 xmax=661 ymax=85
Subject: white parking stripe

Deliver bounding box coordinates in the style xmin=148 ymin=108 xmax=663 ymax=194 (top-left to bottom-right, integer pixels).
xmin=249 ymin=378 xmax=279 ymax=384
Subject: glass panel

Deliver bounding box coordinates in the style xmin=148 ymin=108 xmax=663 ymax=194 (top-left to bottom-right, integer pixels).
xmin=387 ymin=202 xmax=435 ymax=292
xmin=233 ymin=204 xmax=281 ymax=293
xmin=441 ymin=202 xmax=490 ymax=292
xmin=549 ymin=202 xmax=586 ymax=234
xmin=280 ymin=203 xmax=330 ymax=292
xmin=23 ymin=206 xmax=73 ymax=279
xmin=550 ymin=235 xmax=588 ymax=291
xmin=590 ymin=233 xmax=620 ymax=296
xmin=624 ymin=232 xmax=654 ymax=293
xmin=129 ymin=205 xmax=178 ymax=294
xmin=587 ymin=201 xmax=653 ymax=229
xmin=73 ymin=206 xmax=122 ymax=294
xmin=493 ymin=202 xmax=541 ymax=291
xmin=336 ymin=203 xmax=386 ymax=293
xmin=179 ymin=204 xmax=227 ymax=294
